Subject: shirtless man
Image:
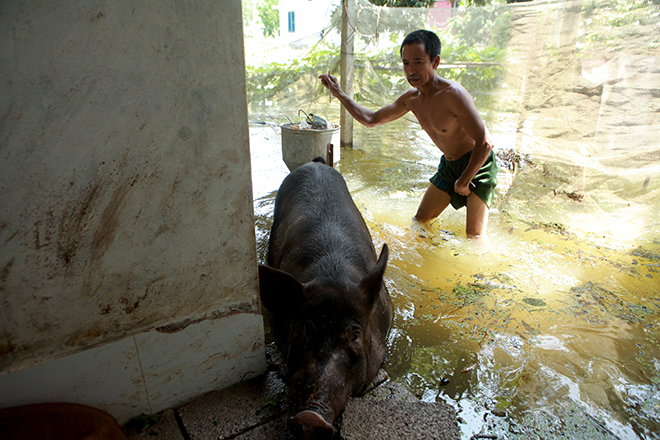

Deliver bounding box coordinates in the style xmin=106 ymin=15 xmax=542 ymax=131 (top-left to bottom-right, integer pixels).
xmin=319 ymin=29 xmax=498 ymax=238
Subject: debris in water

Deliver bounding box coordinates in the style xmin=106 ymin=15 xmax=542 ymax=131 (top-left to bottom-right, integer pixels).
xmin=522 ymin=297 xmax=547 ymax=307
xmin=491 ymin=408 xmax=507 ymax=417
xmin=554 ymin=189 xmax=584 ymax=202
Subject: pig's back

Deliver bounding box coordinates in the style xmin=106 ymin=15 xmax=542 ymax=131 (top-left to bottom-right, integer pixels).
xmin=268 ymin=162 xmax=376 ymax=279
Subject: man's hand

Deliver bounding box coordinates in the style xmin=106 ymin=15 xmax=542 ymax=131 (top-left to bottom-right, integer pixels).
xmin=319 ymin=73 xmax=343 ymax=99
xmin=454 ymin=180 xmax=473 ymax=197
xmin=318 ymin=73 xmax=408 ymax=128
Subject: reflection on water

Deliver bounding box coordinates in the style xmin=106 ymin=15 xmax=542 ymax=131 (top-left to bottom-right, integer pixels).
xmin=249 ymin=0 xmax=660 ymax=438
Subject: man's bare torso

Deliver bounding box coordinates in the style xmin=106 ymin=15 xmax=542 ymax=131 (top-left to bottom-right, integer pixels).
xmin=401 ymin=78 xmax=477 ymax=161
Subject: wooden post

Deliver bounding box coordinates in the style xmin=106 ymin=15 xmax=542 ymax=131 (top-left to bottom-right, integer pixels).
xmin=340 ymin=0 xmax=355 ymax=149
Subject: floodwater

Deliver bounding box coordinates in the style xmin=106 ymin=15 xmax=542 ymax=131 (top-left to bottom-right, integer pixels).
xmin=247 ymin=0 xmax=660 ymax=438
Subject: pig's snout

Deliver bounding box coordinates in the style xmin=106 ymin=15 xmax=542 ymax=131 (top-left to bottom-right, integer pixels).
xmin=288 ymin=410 xmax=335 ymax=439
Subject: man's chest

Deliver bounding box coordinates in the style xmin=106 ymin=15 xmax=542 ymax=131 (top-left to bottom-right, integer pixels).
xmin=412 ymin=106 xmax=460 ymax=136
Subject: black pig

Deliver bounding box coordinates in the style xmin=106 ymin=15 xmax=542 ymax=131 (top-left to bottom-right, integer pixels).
xmin=259 ymin=160 xmax=393 ymax=439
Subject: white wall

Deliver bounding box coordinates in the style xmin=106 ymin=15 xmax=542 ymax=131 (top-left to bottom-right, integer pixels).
xmin=0 ymin=0 xmax=265 ymax=422
xmin=280 ymin=0 xmax=340 ymax=46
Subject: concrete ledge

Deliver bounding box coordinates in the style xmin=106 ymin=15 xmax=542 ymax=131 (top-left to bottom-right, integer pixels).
xmin=127 ymin=344 xmax=460 ymax=440
xmin=360 ymin=381 xmax=418 ymax=402
xmin=232 ymin=417 xmax=292 ymax=440
xmin=340 ymin=400 xmax=460 ymax=440
xmin=127 ymin=374 xmax=459 ymax=440
xmin=176 ymin=372 xmax=288 ymax=440
xmin=343 ymin=379 xmax=460 ymax=439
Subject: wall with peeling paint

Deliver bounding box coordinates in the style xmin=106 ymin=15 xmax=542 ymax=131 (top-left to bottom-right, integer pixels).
xmin=0 ymin=0 xmax=265 ymax=420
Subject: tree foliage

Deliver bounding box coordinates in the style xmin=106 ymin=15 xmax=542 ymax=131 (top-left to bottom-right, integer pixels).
xmin=257 ymin=0 xmax=279 ymax=38
xmin=369 ymin=0 xmax=436 ymax=7
xmin=446 ymin=3 xmax=511 ymax=47
xmin=247 ymin=0 xmax=511 ymax=112
xmin=368 ymin=0 xmax=489 ymax=6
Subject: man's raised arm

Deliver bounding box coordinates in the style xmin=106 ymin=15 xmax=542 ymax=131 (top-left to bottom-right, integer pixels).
xmin=319 ymin=73 xmax=409 ymax=128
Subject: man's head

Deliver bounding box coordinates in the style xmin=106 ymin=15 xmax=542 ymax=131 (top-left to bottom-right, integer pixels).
xmin=400 ymin=30 xmax=441 ymax=62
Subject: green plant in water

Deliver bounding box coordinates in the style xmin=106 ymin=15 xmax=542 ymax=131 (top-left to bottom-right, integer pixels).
xmin=125 ymin=414 xmax=159 ymax=434
xmin=522 ymin=297 xmax=547 ymax=307
xmin=453 ymin=282 xmax=490 ymax=305
xmin=631 ymin=246 xmax=660 ymax=261
xmin=568 ymin=281 xmax=658 ymax=324
xmin=527 ymin=221 xmax=569 ymax=235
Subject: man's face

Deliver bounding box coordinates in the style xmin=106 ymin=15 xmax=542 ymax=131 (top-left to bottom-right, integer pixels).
xmin=401 ymin=42 xmax=439 ymax=88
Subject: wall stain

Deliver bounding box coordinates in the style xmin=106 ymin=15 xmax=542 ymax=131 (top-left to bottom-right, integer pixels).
xmin=36 ymin=210 xmax=57 ymax=254
xmin=91 ymin=184 xmax=129 ymax=263
xmin=0 ymin=342 xmax=14 ymax=356
xmin=178 ymin=126 xmax=192 ymax=141
xmin=65 ymin=327 xmax=106 ymax=347
xmin=90 ymin=11 xmax=105 ymax=22
xmin=33 ymin=220 xmax=41 ymax=250
xmin=154 ymin=224 xmax=169 ymax=238
xmin=120 ymin=290 xmax=147 ymax=315
xmin=56 ymin=181 xmax=102 ymax=267
xmin=0 ymin=258 xmax=14 ymax=290
xmin=155 ymin=303 xmax=257 ymax=334
xmin=156 ymin=319 xmax=192 ymax=334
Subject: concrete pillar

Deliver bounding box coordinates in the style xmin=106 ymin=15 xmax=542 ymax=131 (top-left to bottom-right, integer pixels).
xmin=0 ymin=0 xmax=265 ymax=422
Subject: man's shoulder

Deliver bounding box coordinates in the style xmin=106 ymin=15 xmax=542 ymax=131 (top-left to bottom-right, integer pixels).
xmin=399 ymin=88 xmax=419 ymax=99
xmin=436 ymin=79 xmax=474 ymax=109
xmin=394 ymin=88 xmax=420 ymax=107
xmin=437 ymin=78 xmax=468 ymax=95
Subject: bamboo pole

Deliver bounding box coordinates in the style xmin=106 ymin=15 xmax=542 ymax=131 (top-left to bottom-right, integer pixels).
xmin=340 ymin=0 xmax=355 ymax=149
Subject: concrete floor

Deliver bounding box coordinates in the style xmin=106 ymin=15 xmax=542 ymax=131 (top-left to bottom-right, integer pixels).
xmin=126 ymin=345 xmax=460 ymax=440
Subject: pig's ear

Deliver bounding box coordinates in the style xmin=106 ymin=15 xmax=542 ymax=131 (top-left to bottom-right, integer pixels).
xmin=359 ymin=244 xmax=389 ymax=307
xmin=258 ymin=264 xmax=305 ymax=316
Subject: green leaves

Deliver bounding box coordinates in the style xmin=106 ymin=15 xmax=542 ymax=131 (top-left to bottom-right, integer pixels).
xmin=257 ymin=0 xmax=280 ymax=38
xmin=369 ymin=0 xmax=436 ymax=7
xmin=245 ymin=1 xmax=513 ymax=116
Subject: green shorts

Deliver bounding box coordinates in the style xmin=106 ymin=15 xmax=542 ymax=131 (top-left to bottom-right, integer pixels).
xmin=429 ymin=150 xmax=498 ymax=210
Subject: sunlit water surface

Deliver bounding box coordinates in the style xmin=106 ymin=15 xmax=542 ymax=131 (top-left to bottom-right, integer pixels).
xmin=248 ymin=0 xmax=660 ymax=438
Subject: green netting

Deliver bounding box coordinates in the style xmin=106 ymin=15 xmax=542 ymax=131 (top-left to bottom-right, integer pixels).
xmin=246 ymin=0 xmax=660 ymax=438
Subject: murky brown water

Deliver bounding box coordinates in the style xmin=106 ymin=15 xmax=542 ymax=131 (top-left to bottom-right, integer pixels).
xmin=248 ymin=0 xmax=660 ymax=438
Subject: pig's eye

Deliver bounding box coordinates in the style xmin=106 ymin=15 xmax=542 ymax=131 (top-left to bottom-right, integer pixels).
xmin=349 ymin=326 xmax=362 ymax=343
